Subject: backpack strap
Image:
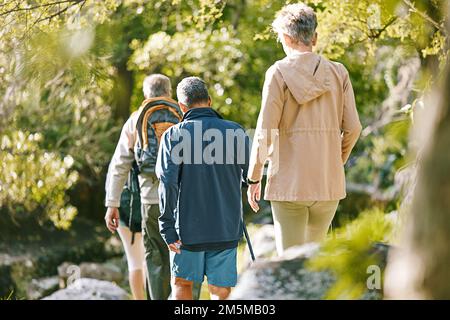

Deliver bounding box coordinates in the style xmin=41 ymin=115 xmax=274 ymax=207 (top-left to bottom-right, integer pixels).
xmin=128 ymin=161 xmax=141 ymax=245
xmin=135 ymin=98 xmax=182 ymax=149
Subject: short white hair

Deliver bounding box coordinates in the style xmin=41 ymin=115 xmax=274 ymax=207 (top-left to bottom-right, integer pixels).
xmin=272 ymin=3 xmax=318 ymax=46
xmin=142 ymin=74 xmax=172 ymax=98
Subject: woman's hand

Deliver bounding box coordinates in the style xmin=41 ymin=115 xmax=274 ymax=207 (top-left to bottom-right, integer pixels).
xmin=105 ymin=207 xmax=119 ymax=233
xmin=247 ymin=182 xmax=261 ymax=213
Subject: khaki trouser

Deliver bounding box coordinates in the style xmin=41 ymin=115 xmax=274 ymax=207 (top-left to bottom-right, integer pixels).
xmin=270 ymin=200 xmax=339 ymax=256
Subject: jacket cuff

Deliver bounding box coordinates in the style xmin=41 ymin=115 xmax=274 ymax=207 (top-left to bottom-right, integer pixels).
xmin=162 ymin=229 xmax=180 ymax=245
xmin=248 ymin=165 xmax=264 ymax=182
xmin=105 ymin=200 xmax=120 ymax=208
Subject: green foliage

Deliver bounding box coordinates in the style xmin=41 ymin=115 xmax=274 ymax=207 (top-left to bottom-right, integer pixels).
xmin=307 ymin=209 xmax=393 ymax=299
xmin=0 ymin=2 xmax=119 ymax=228
xmin=422 ymin=30 xmax=448 ymax=69
xmin=347 ymin=118 xmax=411 ymax=191
xmin=0 ymin=131 xmax=78 ymax=229
xmin=0 ymin=0 xmax=447 ymax=228
xmin=128 ymin=27 xmax=243 ymax=114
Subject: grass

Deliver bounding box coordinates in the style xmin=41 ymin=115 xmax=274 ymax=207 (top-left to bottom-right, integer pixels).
xmin=0 ymin=291 xmax=14 ymax=300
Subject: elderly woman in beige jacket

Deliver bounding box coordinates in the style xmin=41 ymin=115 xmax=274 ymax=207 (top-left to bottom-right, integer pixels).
xmin=247 ymin=3 xmax=362 ymax=256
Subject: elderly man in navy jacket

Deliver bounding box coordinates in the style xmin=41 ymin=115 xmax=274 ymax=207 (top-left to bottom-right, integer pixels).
xmin=156 ymin=76 xmax=250 ymax=300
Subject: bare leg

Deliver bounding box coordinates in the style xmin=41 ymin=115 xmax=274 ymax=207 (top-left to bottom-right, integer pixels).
xmin=172 ymin=277 xmax=194 ymax=300
xmin=208 ymin=284 xmax=231 ymax=300
xmin=129 ymin=269 xmax=146 ymax=300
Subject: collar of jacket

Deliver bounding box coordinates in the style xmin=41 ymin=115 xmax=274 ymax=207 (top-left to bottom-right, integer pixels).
xmin=182 ymin=107 xmax=223 ymax=121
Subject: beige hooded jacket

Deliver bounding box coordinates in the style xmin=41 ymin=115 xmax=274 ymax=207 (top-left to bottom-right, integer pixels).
xmin=248 ymin=52 xmax=362 ymax=201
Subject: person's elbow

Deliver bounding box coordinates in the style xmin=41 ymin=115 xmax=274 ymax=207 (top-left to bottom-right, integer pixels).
xmin=356 ymin=121 xmax=362 ymax=134
xmin=344 ymin=122 xmax=362 ymax=139
xmin=352 ymin=122 xmax=362 ymax=139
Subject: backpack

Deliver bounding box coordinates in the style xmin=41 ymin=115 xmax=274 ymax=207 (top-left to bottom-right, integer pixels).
xmin=118 ymin=161 xmax=142 ymax=244
xmin=134 ymin=97 xmax=183 ymax=174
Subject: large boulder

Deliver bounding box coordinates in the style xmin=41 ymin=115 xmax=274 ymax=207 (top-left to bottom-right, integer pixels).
xmin=42 ymin=278 xmax=128 ymax=300
xmin=231 ymin=243 xmax=389 ymax=300
xmin=57 ymin=261 xmax=124 ymax=287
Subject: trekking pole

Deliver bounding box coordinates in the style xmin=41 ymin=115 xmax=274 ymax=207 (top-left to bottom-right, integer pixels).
xmin=243 ymin=223 xmax=256 ymax=262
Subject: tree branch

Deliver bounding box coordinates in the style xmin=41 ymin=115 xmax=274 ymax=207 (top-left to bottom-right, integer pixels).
xmin=402 ymin=0 xmax=446 ymax=34
xmin=368 ymin=16 xmax=398 ymax=39
xmin=0 ymin=0 xmax=83 ymax=17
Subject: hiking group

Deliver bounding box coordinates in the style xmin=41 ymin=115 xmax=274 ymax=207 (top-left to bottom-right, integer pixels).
xmin=104 ymin=3 xmax=361 ymax=300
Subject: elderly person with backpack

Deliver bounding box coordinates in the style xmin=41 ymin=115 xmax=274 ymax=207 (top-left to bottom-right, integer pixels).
xmin=247 ymin=3 xmax=362 ymax=255
xmin=105 ymin=74 xmax=201 ymax=300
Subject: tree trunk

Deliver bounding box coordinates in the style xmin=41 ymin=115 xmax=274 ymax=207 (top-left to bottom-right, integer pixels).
xmin=111 ymin=62 xmax=133 ymax=122
xmin=384 ymin=2 xmax=450 ymax=299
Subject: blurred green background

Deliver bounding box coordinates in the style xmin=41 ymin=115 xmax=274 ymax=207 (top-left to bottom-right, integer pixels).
xmin=0 ymin=0 xmax=448 ymax=299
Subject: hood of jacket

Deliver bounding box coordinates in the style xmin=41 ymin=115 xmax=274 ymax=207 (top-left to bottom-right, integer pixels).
xmin=276 ymin=52 xmax=331 ymax=105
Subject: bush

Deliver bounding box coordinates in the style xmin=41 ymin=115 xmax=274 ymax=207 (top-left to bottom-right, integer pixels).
xmin=0 ymin=131 xmax=78 ymax=229
xmin=307 ymin=208 xmax=394 ymax=299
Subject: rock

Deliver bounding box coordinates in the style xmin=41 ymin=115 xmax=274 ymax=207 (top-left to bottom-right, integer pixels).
xmin=42 ymin=278 xmax=128 ymax=300
xmin=232 ymin=243 xmax=332 ymax=300
xmin=278 ymin=242 xmax=320 ymax=261
xmin=57 ymin=261 xmax=124 ymax=287
xmin=26 ymin=276 xmax=60 ymax=300
xmin=57 ymin=262 xmax=74 ymax=284
xmin=0 ymin=218 xmax=124 ymax=298
xmin=104 ymin=256 xmax=128 ymax=275
xmin=231 ymin=242 xmax=390 ymax=300
xmin=80 ymin=262 xmax=123 ymax=283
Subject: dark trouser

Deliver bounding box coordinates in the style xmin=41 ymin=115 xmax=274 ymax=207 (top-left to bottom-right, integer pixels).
xmin=141 ymin=204 xmax=202 ymax=300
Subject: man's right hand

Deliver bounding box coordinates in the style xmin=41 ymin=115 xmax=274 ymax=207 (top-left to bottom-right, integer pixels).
xmin=168 ymin=240 xmax=182 ymax=254
xmin=104 ymin=207 xmax=120 ymax=233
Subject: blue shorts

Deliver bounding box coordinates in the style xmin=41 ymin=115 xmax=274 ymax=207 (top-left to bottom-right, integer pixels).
xmin=170 ymin=247 xmax=238 ymax=287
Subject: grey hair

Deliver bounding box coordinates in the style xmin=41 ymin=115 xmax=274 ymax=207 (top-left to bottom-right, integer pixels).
xmin=176 ymin=76 xmax=210 ymax=108
xmin=272 ymin=3 xmax=318 ymax=46
xmin=142 ymin=74 xmax=172 ymax=98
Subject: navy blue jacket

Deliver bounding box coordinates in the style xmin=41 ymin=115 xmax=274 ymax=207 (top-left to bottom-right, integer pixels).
xmin=156 ymin=107 xmax=250 ymax=251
